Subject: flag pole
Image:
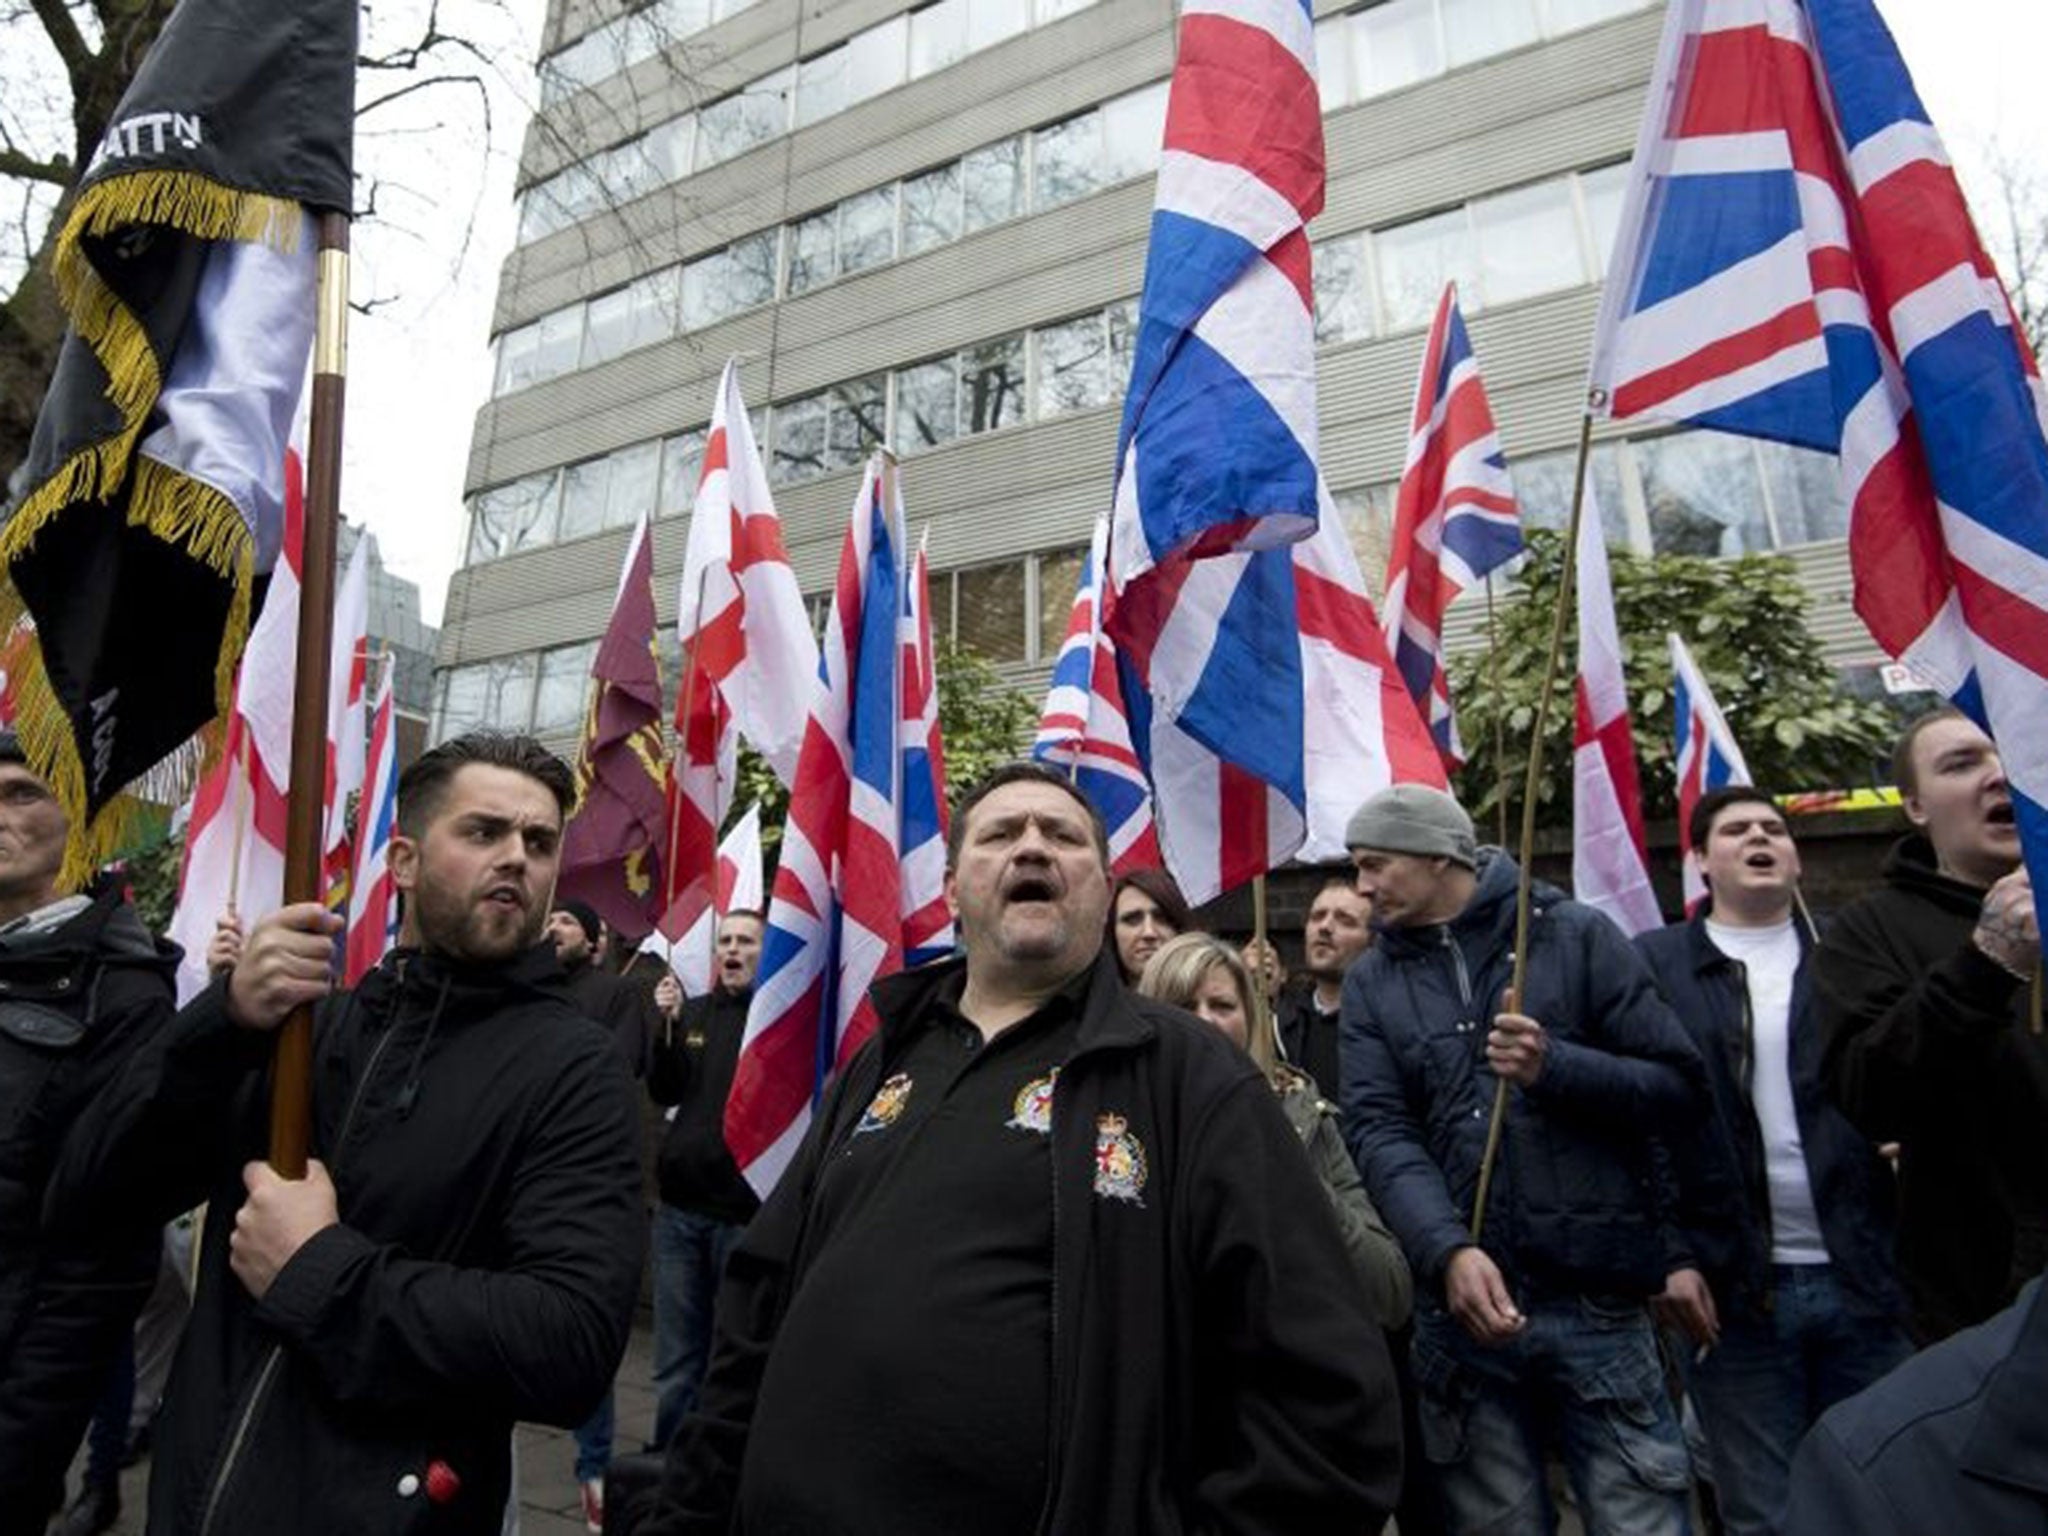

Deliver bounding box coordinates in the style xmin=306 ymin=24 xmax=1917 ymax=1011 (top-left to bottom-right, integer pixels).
xmin=1470 ymin=411 xmax=1593 ymax=1242
xmin=225 ymin=726 xmax=249 ymax=917
xmin=1251 ymin=873 xmax=1277 ymax=1063
xmin=1483 ymin=572 xmax=1509 ymax=848
xmin=268 ymin=210 xmax=351 ymax=1180
xmin=663 ymin=561 xmax=717 ymax=972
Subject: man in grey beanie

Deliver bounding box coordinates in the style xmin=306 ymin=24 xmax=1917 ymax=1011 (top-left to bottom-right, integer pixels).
xmin=1339 ymin=783 xmax=1707 ymax=1536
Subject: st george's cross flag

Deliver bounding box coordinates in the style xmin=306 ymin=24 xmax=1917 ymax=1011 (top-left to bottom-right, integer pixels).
xmin=1571 ymin=481 xmax=1661 ymax=935
xmin=343 ymin=652 xmax=400 ymax=985
xmin=7 ymin=0 xmax=355 ymax=883
xmin=1382 ymin=283 xmax=1523 ymax=767
xmin=645 ymin=802 xmax=765 ymax=998
xmin=1588 ymin=0 xmax=2048 ymax=902
xmin=1669 ymin=632 xmax=1753 ymax=911
xmin=665 ymin=360 xmax=818 ymax=941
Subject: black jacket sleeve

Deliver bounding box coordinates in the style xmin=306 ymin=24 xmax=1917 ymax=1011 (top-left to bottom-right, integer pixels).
xmin=252 ymin=1043 xmax=646 ymax=1426
xmin=1813 ymin=900 xmax=2021 ymax=1145
xmin=45 ymin=979 xmax=274 ymax=1237
xmin=643 ymin=1050 xmax=868 ymax=1536
xmin=646 ymin=995 xmax=705 ymax=1108
xmin=1185 ymin=1075 xmax=1403 ymax=1533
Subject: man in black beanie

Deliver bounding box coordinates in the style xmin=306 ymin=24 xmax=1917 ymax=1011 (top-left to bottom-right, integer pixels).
xmin=548 ymin=898 xmax=651 ymax=1081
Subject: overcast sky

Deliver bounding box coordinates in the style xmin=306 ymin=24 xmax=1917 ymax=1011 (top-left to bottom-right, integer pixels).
xmin=341 ymin=0 xmax=2048 ymax=628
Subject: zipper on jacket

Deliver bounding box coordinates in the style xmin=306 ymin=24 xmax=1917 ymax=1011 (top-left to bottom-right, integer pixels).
xmin=194 ymin=987 xmax=413 ymax=1531
xmin=197 ymin=1344 xmax=284 ymax=1536
xmin=1441 ymin=929 xmax=1476 ymax=1011
xmin=1033 ymin=1096 xmax=1064 ymax=1536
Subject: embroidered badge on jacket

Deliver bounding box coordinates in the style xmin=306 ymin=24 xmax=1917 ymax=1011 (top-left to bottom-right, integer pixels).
xmin=1092 ymin=1111 xmax=1147 ymax=1205
xmin=854 ymin=1072 xmax=914 ymax=1137
xmin=1005 ymin=1068 xmax=1059 ymax=1135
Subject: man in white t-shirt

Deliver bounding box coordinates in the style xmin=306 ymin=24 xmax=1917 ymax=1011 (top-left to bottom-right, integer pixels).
xmin=1635 ymin=787 xmax=1912 ymax=1536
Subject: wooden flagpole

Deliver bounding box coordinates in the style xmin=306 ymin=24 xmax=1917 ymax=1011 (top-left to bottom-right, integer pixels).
xmin=268 ymin=210 xmax=351 ymax=1179
xmin=662 ymin=562 xmax=717 ymax=974
xmin=224 ymin=726 xmax=250 ymax=916
xmin=1470 ymin=412 xmax=1594 ymax=1242
xmin=1251 ymin=873 xmax=1276 ymax=1062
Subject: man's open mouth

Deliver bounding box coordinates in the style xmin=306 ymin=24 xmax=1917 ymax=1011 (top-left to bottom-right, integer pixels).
xmin=1987 ymin=803 xmax=2016 ymax=826
xmin=485 ymin=884 xmax=525 ymax=909
xmin=1005 ymin=874 xmax=1058 ymax=903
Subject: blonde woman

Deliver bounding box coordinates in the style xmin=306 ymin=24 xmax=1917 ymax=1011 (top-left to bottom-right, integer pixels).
xmin=1138 ymin=933 xmax=1412 ymax=1330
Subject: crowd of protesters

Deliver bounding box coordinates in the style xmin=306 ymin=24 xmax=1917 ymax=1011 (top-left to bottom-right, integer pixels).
xmin=4 ymin=705 xmax=2042 ymax=1536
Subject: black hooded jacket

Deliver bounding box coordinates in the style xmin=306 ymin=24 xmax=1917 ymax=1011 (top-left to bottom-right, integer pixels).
xmin=50 ymin=942 xmax=646 ymax=1536
xmin=0 ymin=885 xmax=177 ymax=1526
xmin=648 ymin=985 xmax=758 ymax=1224
xmin=649 ymin=949 xmax=1403 ymax=1536
xmin=1812 ymin=833 xmax=2048 ymax=1341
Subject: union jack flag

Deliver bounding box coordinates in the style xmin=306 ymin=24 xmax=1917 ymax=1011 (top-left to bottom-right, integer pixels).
xmin=1669 ymin=631 xmax=1752 ymax=911
xmin=1382 ymin=283 xmax=1523 ymax=767
xmin=900 ymin=532 xmax=953 ymax=966
xmin=1032 ymin=517 xmax=1162 ymax=875
xmin=343 ymin=654 xmax=399 ymax=986
xmin=1589 ymin=0 xmax=2048 ymax=898
xmin=727 ymin=456 xmax=910 ymax=1196
xmin=1103 ymin=0 xmax=1338 ymax=899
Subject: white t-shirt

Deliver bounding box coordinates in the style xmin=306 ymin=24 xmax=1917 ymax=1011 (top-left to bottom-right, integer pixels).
xmin=1704 ymin=917 xmax=1829 ymax=1265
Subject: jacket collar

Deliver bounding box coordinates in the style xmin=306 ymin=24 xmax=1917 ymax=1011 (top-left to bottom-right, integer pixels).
xmin=870 ymin=947 xmax=1154 ymax=1054
xmin=354 ymin=939 xmax=569 ymax=1026
xmin=1882 ymin=832 xmax=1998 ymax=917
xmin=1375 ymin=847 xmax=1553 ymax=960
xmin=1960 ymin=1279 xmax=2048 ymax=1494
xmin=1680 ymin=905 xmax=1812 ymax=974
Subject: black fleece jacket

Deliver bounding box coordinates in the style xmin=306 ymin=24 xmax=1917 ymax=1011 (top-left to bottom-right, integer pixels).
xmin=50 ymin=942 xmax=646 ymax=1536
xmin=649 ymin=949 xmax=1403 ymax=1536
xmin=0 ymin=887 xmax=177 ymax=1529
xmin=1812 ymin=834 xmax=2048 ymax=1341
xmin=647 ymin=985 xmax=758 ymax=1223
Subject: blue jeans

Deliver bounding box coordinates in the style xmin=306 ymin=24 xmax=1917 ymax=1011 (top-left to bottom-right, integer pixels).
xmin=651 ymin=1204 xmax=744 ymax=1451
xmin=1688 ymin=1265 xmax=1911 ymax=1536
xmin=573 ymin=1391 xmax=614 ymax=1484
xmin=1411 ymin=1297 xmax=1693 ymax=1536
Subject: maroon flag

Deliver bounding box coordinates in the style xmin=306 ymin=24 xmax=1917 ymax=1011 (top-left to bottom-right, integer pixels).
xmin=558 ymin=510 xmax=668 ymax=939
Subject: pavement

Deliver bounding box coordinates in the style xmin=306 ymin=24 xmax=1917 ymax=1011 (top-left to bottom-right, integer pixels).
xmin=63 ymin=1314 xmax=661 ymax=1536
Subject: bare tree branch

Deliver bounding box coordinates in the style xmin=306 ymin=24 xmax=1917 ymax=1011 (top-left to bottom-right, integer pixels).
xmin=29 ymin=0 xmax=92 ymax=82
xmin=0 ymin=145 xmax=69 ymax=185
xmin=358 ymin=71 xmax=488 ymax=124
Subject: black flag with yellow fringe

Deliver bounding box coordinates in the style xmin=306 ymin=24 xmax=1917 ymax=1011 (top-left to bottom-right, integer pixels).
xmin=7 ymin=0 xmax=355 ymax=885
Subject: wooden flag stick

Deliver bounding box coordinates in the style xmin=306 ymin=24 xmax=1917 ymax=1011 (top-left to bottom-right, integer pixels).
xmin=268 ymin=210 xmax=351 ymax=1180
xmin=1251 ymin=873 xmax=1277 ymax=1063
xmin=225 ymin=726 xmax=250 ymax=916
xmin=1470 ymin=412 xmax=1594 ymax=1242
xmin=1484 ymin=572 xmax=1509 ymax=848
xmin=662 ymin=562 xmax=717 ymax=961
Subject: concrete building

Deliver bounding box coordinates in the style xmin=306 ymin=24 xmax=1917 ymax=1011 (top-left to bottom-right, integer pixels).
xmin=339 ymin=519 xmax=441 ymax=764
xmin=433 ymin=0 xmax=1891 ymax=757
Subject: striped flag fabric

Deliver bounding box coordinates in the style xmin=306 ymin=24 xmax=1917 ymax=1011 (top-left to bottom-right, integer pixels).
xmin=1669 ymin=632 xmax=1753 ymax=911
xmin=1572 ymin=481 xmax=1661 ymax=935
xmin=1588 ymin=0 xmax=2048 ymax=900
xmin=1382 ymin=283 xmax=1523 ymax=767
xmin=665 ymin=359 xmax=819 ymax=941
xmin=4 ymin=0 xmax=356 ymax=882
xmin=1107 ymin=0 xmax=1327 ymax=586
xmin=1031 ymin=517 xmax=1162 ymax=875
xmin=900 ymin=531 xmax=953 ymax=966
xmin=645 ymin=802 xmax=765 ymax=997
xmin=321 ymin=534 xmax=372 ymax=911
xmin=727 ymin=456 xmax=909 ymax=1196
xmin=343 ymin=653 xmax=400 ymax=985
xmin=1103 ymin=0 xmax=1331 ymax=900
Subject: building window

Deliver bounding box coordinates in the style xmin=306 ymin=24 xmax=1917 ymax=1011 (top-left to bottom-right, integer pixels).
xmin=771 ymin=395 xmax=828 ymax=484
xmin=684 ymin=233 xmax=778 ymax=328
xmin=894 ymin=358 xmax=960 ymax=453
xmin=910 ymin=0 xmax=969 ymax=77
xmin=967 ymin=0 xmax=1030 ymax=50
xmin=955 ymin=560 xmax=1029 ymax=662
xmin=581 ymin=287 xmax=635 ymax=366
xmin=901 ymin=162 xmax=963 ymax=255
xmin=961 ymin=138 xmax=1026 ymax=232
xmin=661 ymin=430 xmax=707 ymax=516
xmin=1374 ymin=206 xmax=1480 ymax=331
xmin=1579 ymin=161 xmax=1630 ymax=277
xmin=796 ymin=46 xmax=849 ymax=127
xmin=532 ymin=641 xmax=600 ymax=733
xmin=437 ymin=654 xmax=537 ymax=740
xmin=786 ymin=210 xmax=836 ymax=295
xmin=607 ymin=441 xmax=662 ymax=529
xmin=1099 ymin=83 xmax=1168 ymax=184
xmin=1442 ymin=0 xmax=1539 ymax=69
xmin=1313 ymin=233 xmax=1374 ymax=345
xmin=827 ymin=376 xmax=889 ymax=471
xmin=695 ymin=68 xmax=792 ymax=167
xmin=1353 ymin=0 xmax=1442 ymax=98
xmin=1035 ymin=545 xmax=1087 ymax=658
xmin=1033 ymin=112 xmax=1104 ymax=211
xmin=1471 ymin=178 xmax=1584 ymax=306
xmin=838 ymin=186 xmax=898 ymax=275
xmin=1635 ymin=431 xmax=1774 ymax=559
xmin=846 ymin=14 xmax=910 ymax=103
xmin=1036 ymin=311 xmax=1116 ymax=418
xmin=962 ymin=336 xmax=1027 ymax=434
xmin=468 ymin=472 xmax=560 ymax=563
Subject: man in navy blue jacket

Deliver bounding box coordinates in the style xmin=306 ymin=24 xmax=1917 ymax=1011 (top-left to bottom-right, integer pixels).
xmin=1635 ymin=786 xmax=1910 ymax=1536
xmin=1342 ymin=784 xmax=1706 ymax=1536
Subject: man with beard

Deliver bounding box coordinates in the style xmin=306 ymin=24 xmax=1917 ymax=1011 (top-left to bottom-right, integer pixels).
xmin=52 ymin=733 xmax=645 ymax=1534
xmin=1273 ymin=876 xmax=1373 ymax=1099
xmin=0 ymin=733 xmax=179 ymax=1532
xmin=1815 ymin=707 xmax=2046 ymax=1341
xmin=645 ymin=761 xmax=1401 ymax=1536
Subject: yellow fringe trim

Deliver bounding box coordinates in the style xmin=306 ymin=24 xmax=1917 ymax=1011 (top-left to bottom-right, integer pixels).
xmin=3 ymin=168 xmax=280 ymax=887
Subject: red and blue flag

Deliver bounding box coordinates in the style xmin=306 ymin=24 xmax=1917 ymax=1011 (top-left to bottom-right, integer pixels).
xmin=1669 ymin=631 xmax=1753 ymax=911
